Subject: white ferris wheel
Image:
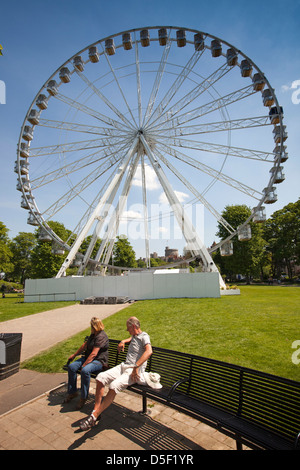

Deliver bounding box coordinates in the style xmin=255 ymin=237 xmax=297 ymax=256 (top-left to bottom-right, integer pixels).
xmin=16 ymin=26 xmax=287 ymax=282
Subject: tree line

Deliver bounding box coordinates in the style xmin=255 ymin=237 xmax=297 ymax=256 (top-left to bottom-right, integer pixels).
xmin=213 ymin=199 xmax=300 ymax=283
xmin=0 ymin=199 xmax=299 ymax=287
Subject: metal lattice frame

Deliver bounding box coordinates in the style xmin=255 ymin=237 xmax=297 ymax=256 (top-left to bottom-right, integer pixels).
xmin=16 ymin=26 xmax=287 ymax=284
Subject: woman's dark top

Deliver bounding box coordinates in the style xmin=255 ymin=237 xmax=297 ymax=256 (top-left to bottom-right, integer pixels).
xmin=85 ymin=330 xmax=109 ymax=368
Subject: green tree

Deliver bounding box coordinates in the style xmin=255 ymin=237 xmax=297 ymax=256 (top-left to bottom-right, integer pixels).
xmin=216 ymin=205 xmax=268 ymax=282
xmin=9 ymin=232 xmax=36 ymax=284
xmin=137 ymin=258 xmax=146 ymax=268
xmin=150 ymin=257 xmax=166 ymax=267
xmin=30 ymin=222 xmax=70 ymax=278
xmin=79 ymin=235 xmax=102 ymax=259
xmin=113 ymin=236 xmax=137 ymax=268
xmin=263 ymin=199 xmax=300 ymax=279
xmin=0 ymin=221 xmax=13 ymax=275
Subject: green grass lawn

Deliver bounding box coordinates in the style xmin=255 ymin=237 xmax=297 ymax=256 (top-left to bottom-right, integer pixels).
xmin=0 ymin=294 xmax=77 ymax=322
xmin=20 ymin=286 xmax=300 ymax=382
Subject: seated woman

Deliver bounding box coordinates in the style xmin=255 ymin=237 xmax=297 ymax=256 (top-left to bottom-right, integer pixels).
xmin=64 ymin=317 xmax=109 ymax=409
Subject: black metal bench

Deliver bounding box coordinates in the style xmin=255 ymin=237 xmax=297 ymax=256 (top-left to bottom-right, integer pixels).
xmin=64 ymin=339 xmax=300 ymax=450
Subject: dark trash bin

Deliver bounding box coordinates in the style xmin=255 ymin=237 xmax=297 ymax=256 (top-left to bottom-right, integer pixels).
xmin=0 ymin=333 xmax=23 ymax=381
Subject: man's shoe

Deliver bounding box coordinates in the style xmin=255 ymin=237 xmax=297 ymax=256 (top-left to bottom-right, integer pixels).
xmin=63 ymin=392 xmax=78 ymax=403
xmin=79 ymin=414 xmax=97 ymax=431
xmin=76 ymin=398 xmax=86 ymax=409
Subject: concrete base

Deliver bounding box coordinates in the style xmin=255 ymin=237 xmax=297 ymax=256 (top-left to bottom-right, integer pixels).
xmin=24 ymin=272 xmax=221 ymax=302
xmin=220 ymin=289 xmax=240 ymax=295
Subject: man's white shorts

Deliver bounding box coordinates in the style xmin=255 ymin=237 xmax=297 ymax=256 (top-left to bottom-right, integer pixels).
xmin=95 ymin=362 xmax=147 ymax=394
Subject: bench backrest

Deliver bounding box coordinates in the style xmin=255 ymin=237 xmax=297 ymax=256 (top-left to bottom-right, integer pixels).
xmin=107 ymin=339 xmax=300 ymax=446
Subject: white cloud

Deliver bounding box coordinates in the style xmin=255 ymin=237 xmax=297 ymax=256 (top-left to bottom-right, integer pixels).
xmin=132 ymin=163 xmax=160 ymax=190
xmin=281 ymin=80 xmax=300 ymax=92
xmin=120 ymin=210 xmax=142 ymax=220
xmin=281 ymin=80 xmax=300 ymax=104
xmin=158 ymin=190 xmax=189 ymax=204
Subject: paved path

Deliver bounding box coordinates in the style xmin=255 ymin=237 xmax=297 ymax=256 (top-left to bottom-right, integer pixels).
xmin=0 ymin=379 xmax=237 ymax=451
xmin=0 ymin=303 xmax=129 ymax=361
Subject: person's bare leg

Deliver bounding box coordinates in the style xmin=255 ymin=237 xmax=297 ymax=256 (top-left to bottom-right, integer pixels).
xmin=79 ymin=385 xmax=116 ymax=430
xmin=92 ymin=388 xmax=116 ymax=419
xmin=92 ymin=380 xmax=105 ymax=415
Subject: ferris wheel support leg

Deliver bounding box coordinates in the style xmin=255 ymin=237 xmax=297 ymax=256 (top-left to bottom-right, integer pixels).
xmin=77 ymin=166 xmax=126 ymax=276
xmin=140 ymin=135 xmax=226 ymax=289
xmin=141 ymin=155 xmax=151 ymax=268
xmin=93 ymin=150 xmax=141 ymax=273
xmin=55 ymin=138 xmax=138 ymax=278
xmin=76 ymin=218 xmax=104 ymax=275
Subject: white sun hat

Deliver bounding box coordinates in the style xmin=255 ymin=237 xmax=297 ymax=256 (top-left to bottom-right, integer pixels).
xmin=144 ymin=372 xmax=163 ymax=389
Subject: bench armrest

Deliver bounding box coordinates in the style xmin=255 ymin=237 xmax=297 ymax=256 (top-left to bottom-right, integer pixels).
xmin=167 ymin=377 xmax=190 ymax=401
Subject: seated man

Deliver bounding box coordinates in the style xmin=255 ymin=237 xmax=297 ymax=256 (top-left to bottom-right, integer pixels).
xmin=79 ymin=316 xmax=152 ymax=431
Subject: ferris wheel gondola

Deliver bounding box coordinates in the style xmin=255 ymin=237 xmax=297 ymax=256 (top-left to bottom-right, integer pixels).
xmin=15 ymin=26 xmax=287 ymax=284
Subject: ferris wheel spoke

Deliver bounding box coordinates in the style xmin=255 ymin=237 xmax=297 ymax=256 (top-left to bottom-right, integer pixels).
xmin=147 ymin=84 xmax=257 ymax=132
xmin=154 ymin=147 xmax=235 ymax=235
xmin=94 ymin=151 xmax=141 ymax=267
xmin=83 ymin=159 xmax=129 ymax=267
xmin=144 ymin=47 xmax=205 ymax=128
xmin=54 ymin=92 xmax=130 ymax=131
xmin=66 ymin=168 xmax=121 ymax=245
xmin=134 ymin=32 xmax=143 ymax=128
xmin=42 ymin=150 xmax=127 ymax=220
xmin=99 ymin=42 xmax=138 ymax=127
xmin=142 ymin=31 xmax=172 ymax=126
xmin=56 ymin=137 xmax=139 ymax=277
xmin=147 ymin=61 xmax=232 ymax=130
xmin=157 ymin=141 xmax=263 ymax=200
xmin=29 ymin=134 xmax=130 ymax=158
xmin=157 ymin=136 xmax=273 ymax=162
xmin=75 ymin=69 xmax=135 ymax=131
xmin=149 ymin=115 xmax=271 ymax=137
xmin=140 ymin=154 xmax=150 ymax=267
xmin=38 ymin=119 xmax=129 ymax=138
xmin=30 ymin=141 xmax=130 ymax=190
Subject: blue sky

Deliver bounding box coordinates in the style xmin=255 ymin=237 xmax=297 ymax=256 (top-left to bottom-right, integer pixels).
xmin=0 ymin=0 xmax=299 ymax=259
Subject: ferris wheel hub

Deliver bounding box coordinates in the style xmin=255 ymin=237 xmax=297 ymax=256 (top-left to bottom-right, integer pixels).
xmin=135 ymin=128 xmax=157 ymax=155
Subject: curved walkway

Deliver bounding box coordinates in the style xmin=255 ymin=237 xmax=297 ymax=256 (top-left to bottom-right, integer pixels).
xmin=0 ymin=303 xmax=129 ymax=362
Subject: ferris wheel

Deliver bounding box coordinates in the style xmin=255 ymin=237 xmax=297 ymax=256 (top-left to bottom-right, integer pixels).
xmin=16 ymin=26 xmax=287 ymax=281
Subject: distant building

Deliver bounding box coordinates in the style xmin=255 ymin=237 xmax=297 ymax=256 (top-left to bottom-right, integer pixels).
xmin=165 ymin=246 xmax=178 ymax=261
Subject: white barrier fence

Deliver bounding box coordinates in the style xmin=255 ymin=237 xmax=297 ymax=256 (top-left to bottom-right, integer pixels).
xmin=24 ymin=272 xmax=220 ymax=302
